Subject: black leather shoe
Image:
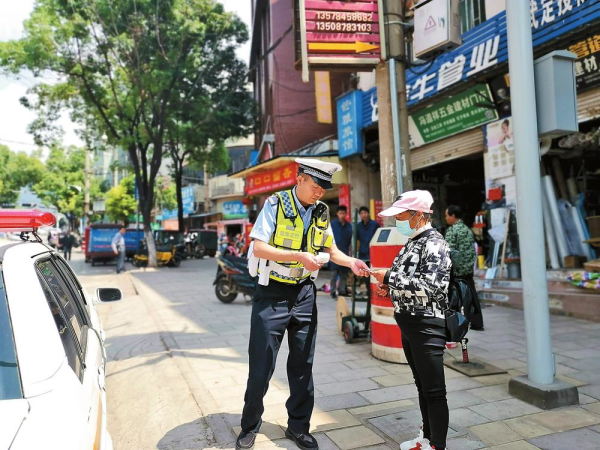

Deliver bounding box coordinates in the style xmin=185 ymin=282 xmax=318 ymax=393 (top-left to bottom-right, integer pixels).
xmin=285 ymin=428 xmax=319 ymax=450
xmin=236 ymin=431 xmax=257 ymax=450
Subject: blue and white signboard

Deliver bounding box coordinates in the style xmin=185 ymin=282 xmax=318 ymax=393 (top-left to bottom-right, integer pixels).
xmin=362 ymin=87 xmax=379 ymax=129
xmin=222 ymin=200 xmax=248 ymax=219
xmin=405 ymin=0 xmax=600 ymax=106
xmin=162 ymin=186 xmax=195 ymax=220
xmin=337 ymin=90 xmax=364 ymax=159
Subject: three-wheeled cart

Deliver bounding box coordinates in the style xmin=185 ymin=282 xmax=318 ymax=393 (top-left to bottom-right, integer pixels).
xmin=337 ymin=272 xmax=372 ymax=343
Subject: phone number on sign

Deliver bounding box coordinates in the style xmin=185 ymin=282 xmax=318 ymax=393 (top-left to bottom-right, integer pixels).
xmin=315 ymin=11 xmax=374 ymax=22
xmin=315 ymin=22 xmax=373 ymax=32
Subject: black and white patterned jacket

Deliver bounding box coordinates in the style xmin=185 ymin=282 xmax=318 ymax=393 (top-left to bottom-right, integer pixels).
xmin=384 ymin=228 xmax=452 ymax=324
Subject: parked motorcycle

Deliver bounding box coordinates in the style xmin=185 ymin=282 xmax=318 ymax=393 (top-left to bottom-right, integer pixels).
xmin=213 ymin=255 xmax=256 ymax=303
xmin=193 ymin=242 xmax=206 ymax=259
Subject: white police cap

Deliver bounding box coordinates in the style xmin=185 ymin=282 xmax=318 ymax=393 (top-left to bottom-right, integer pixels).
xmin=295 ymin=158 xmax=342 ymax=190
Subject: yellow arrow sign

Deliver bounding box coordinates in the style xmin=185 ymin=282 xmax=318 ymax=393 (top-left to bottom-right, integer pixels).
xmin=308 ymin=41 xmax=380 ymax=54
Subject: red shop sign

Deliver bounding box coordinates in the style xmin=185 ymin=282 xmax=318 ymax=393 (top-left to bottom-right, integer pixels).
xmin=245 ymin=162 xmax=300 ymax=196
xmin=296 ymin=0 xmax=386 ymax=76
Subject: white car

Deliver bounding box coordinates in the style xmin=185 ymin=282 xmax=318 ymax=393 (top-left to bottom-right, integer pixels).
xmin=0 ymin=210 xmax=120 ymax=450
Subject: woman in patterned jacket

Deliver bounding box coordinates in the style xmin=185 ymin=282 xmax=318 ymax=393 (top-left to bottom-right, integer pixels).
xmin=372 ymin=190 xmax=452 ymax=450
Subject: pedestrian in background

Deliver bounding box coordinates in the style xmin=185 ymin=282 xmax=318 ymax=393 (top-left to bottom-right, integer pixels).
xmin=372 ymin=190 xmax=452 ymax=450
xmin=111 ymin=225 xmax=127 ymax=274
xmin=61 ymin=230 xmax=76 ymax=261
xmin=356 ymin=206 xmax=379 ymax=262
xmin=329 ymin=205 xmax=353 ymax=299
xmin=445 ymin=205 xmax=484 ymax=330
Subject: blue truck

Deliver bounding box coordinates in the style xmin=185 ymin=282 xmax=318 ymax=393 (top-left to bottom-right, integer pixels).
xmin=88 ymin=224 xmax=119 ymax=266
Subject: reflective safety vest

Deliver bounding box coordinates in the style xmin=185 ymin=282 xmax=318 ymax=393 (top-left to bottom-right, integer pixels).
xmin=267 ymin=189 xmax=333 ymax=284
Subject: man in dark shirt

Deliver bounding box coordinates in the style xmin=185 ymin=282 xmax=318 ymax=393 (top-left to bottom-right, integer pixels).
xmin=330 ymin=205 xmax=353 ymax=298
xmin=445 ymin=205 xmax=484 ymax=330
xmin=356 ymin=206 xmax=380 ymax=262
xmin=61 ymin=230 xmax=76 ymax=261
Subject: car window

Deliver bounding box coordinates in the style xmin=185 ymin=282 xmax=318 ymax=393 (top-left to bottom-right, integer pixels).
xmin=37 ymin=273 xmax=83 ymax=379
xmin=36 ymin=259 xmax=88 ymax=352
xmin=53 ymin=256 xmax=91 ymax=314
xmin=0 ymin=270 xmax=22 ymax=400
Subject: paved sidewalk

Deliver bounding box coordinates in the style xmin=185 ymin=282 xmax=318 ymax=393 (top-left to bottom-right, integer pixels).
xmin=78 ymin=256 xmax=600 ymax=449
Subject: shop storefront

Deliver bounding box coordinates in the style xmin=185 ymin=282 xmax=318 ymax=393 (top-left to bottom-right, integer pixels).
xmin=347 ymin=2 xmax=600 ymax=284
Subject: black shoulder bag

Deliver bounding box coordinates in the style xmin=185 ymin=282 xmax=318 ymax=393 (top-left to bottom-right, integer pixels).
xmin=445 ymin=250 xmax=473 ymax=342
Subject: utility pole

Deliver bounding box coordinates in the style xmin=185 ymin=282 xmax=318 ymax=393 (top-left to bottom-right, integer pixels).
xmin=377 ymin=0 xmax=413 ymax=223
xmin=506 ymin=0 xmax=577 ymax=408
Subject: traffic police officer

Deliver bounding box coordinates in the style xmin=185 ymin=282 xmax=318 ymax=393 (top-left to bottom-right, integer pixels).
xmin=236 ymin=159 xmax=370 ymax=450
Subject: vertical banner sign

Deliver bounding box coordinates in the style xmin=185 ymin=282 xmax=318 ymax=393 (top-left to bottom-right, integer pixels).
xmin=315 ymin=71 xmax=333 ymax=124
xmin=339 ymin=184 xmax=351 ymax=209
xmin=370 ymin=199 xmax=384 ymax=226
xmin=297 ymin=0 xmax=386 ymax=79
xmin=337 ymin=90 xmax=364 ymax=158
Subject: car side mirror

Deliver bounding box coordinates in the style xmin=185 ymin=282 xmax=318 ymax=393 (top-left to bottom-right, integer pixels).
xmin=97 ymin=288 xmax=122 ymax=302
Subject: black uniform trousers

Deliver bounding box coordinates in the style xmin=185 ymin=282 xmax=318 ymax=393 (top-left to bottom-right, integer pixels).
xmin=241 ymin=280 xmax=318 ymax=434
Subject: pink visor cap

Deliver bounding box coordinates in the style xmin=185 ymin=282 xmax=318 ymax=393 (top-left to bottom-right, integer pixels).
xmin=378 ymin=190 xmax=434 ymax=217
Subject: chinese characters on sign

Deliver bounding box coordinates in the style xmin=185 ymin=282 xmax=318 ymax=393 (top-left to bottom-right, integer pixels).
xmin=336 ymin=90 xmax=364 ymax=159
xmin=411 ymin=85 xmax=498 ymax=144
xmin=408 ymin=35 xmax=501 ymax=103
xmin=297 ymin=0 xmax=385 ymax=72
xmin=411 ymin=84 xmax=498 ymax=144
xmin=245 ymin=162 xmax=299 ymax=196
xmin=569 ymin=33 xmax=600 ymax=91
xmin=405 ymin=0 xmax=599 ymax=106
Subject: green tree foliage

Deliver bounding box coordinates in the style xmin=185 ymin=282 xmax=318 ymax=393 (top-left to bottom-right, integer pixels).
xmin=105 ymin=175 xmax=137 ymax=223
xmin=155 ymin=176 xmax=178 ymax=212
xmin=32 ymin=146 xmax=102 ymax=218
xmin=0 ymin=0 xmax=254 ymax=265
xmin=0 ymin=144 xmax=46 ymax=204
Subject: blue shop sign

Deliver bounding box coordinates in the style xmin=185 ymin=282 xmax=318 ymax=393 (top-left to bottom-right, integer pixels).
xmin=162 ymin=186 xmax=195 ymax=220
xmin=362 ymin=87 xmax=379 ymax=129
xmin=337 ymin=90 xmax=364 ymax=159
xmin=223 ymin=200 xmax=248 ymax=219
xmin=405 ymin=0 xmax=600 ymax=107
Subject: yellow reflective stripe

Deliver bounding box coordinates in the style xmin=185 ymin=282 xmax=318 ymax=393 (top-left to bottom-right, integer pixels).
xmin=93 ymin=396 xmax=102 ymax=450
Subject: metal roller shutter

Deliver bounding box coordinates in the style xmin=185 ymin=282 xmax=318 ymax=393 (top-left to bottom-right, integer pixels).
xmin=410 ymin=128 xmax=485 ymax=171
xmin=578 ymin=88 xmax=600 ymax=123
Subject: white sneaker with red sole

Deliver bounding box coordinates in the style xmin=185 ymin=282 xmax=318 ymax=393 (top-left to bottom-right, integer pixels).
xmin=400 ymin=430 xmax=447 ymax=450
xmin=400 ymin=430 xmax=427 ymax=450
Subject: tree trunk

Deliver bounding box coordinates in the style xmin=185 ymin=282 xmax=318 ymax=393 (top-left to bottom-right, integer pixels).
xmin=129 ymin=143 xmax=158 ymax=268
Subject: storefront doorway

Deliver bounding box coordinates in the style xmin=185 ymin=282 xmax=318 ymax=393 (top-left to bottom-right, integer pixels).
xmin=413 ymin=154 xmax=486 ymax=234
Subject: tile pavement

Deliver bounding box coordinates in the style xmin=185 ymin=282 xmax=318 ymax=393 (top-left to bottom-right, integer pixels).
xmin=95 ymin=258 xmax=600 ymax=449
